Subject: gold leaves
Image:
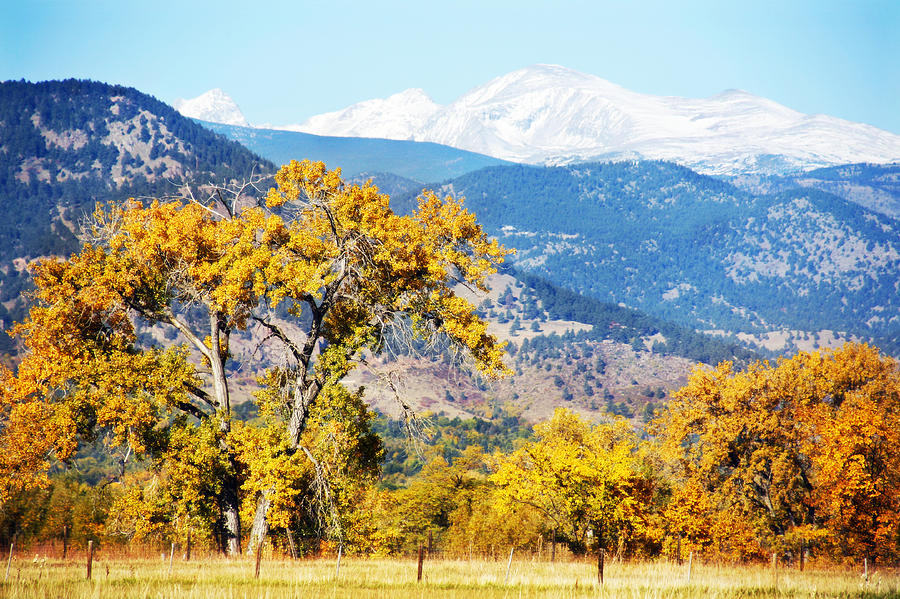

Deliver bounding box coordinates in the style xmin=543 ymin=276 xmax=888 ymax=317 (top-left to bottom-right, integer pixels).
xmin=657 ymin=342 xmax=900 ymax=561
xmin=2 ymin=156 xmax=511 ymax=551
xmin=491 ymin=409 xmax=650 ymax=549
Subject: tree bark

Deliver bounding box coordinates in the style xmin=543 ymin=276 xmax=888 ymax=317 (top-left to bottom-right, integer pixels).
xmin=209 ymin=312 xmax=242 ymax=556
xmin=246 ymin=492 xmax=271 ymax=556
xmin=220 ymin=464 xmax=242 ymax=556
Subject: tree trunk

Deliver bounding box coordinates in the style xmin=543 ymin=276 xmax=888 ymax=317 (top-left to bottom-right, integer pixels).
xmin=209 ymin=313 xmax=241 ymax=556
xmin=220 ymin=464 xmax=242 ymax=556
xmin=246 ymin=492 xmax=271 ymax=556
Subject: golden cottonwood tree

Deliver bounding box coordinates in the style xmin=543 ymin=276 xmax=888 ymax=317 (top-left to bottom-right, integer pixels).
xmin=491 ymin=409 xmax=654 ymax=555
xmin=657 ymin=343 xmax=900 ymax=561
xmin=3 ymin=160 xmax=509 ymax=555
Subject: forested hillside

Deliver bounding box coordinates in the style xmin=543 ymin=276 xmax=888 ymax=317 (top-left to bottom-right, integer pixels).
xmin=0 ymin=79 xmax=272 ymax=345
xmin=729 ymin=162 xmax=900 ymax=219
xmin=349 ymin=268 xmax=755 ymax=423
xmin=0 ymin=80 xmax=753 ymax=375
xmin=412 ymin=161 xmax=900 ymax=344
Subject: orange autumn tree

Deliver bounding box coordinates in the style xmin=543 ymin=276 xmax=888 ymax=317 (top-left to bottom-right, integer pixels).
xmin=657 ymin=343 xmax=900 ymax=562
xmin=804 ymin=344 xmax=900 ymax=563
xmin=4 ymin=160 xmax=510 ymax=555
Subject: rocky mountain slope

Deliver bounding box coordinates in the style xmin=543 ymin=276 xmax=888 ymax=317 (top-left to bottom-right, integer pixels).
xmin=729 ymin=162 xmax=900 ymax=220
xmin=223 ymin=270 xmax=730 ymax=423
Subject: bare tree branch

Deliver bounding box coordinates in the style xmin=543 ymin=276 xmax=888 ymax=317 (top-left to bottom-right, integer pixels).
xmin=299 ymin=445 xmax=343 ymax=543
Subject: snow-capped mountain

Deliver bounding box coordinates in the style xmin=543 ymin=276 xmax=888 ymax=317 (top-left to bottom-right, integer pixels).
xmin=283 ymin=65 xmax=900 ymax=175
xmin=286 ymin=88 xmax=440 ymax=140
xmin=174 ymin=89 xmax=248 ymax=127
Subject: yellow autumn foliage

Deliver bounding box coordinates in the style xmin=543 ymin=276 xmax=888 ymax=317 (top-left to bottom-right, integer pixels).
xmin=0 ymin=159 xmax=509 ymax=555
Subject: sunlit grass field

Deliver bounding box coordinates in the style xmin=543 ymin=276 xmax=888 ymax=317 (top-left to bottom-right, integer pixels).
xmin=1 ymin=550 xmax=897 ymax=598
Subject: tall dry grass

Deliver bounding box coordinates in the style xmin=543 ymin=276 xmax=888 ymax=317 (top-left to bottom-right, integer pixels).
xmin=1 ymin=548 xmax=897 ymax=598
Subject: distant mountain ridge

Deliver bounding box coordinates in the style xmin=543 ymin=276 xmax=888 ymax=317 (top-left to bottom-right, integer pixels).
xmin=9 ymin=78 xmax=900 ymax=360
xmin=401 ymin=161 xmax=900 ymax=348
xmin=286 ymin=88 xmax=440 ymax=140
xmin=729 ymin=162 xmax=900 ymax=220
xmin=174 ymin=88 xmax=249 ymax=127
xmin=258 ymin=64 xmax=900 ymax=176
xmin=199 ymin=121 xmax=511 ymax=182
xmin=0 ymin=78 xmax=751 ymax=411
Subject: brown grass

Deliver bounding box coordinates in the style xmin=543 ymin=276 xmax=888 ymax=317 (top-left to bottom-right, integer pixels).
xmin=1 ymin=550 xmax=897 ymax=599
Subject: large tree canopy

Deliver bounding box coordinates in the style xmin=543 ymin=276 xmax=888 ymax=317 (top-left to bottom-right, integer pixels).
xmin=491 ymin=408 xmax=657 ymax=555
xmin=657 ymin=343 xmax=900 ymax=562
xmin=2 ymin=160 xmax=510 ymax=554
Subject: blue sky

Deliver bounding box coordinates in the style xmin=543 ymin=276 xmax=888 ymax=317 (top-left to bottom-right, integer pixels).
xmin=3 ymin=0 xmax=898 ymax=133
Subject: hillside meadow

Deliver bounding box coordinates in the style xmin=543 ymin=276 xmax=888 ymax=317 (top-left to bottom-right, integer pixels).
xmin=0 ymin=548 xmax=895 ymax=599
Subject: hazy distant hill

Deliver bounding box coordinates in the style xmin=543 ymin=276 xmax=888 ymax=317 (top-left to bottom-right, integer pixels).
xmin=729 ymin=162 xmax=900 ymax=220
xmin=406 ymin=161 xmax=900 ymax=346
xmin=199 ymin=121 xmax=511 ymax=183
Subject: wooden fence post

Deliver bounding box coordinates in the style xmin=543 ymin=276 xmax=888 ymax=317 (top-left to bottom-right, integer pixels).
xmin=254 ymin=538 xmax=264 ymax=579
xmin=417 ymin=545 xmax=424 ymax=582
xmin=551 ymin=529 xmax=557 ymax=562
xmin=597 ymin=549 xmax=604 ymax=585
xmin=86 ymin=540 xmax=94 ymax=580
xmin=772 ymin=552 xmax=777 ymax=589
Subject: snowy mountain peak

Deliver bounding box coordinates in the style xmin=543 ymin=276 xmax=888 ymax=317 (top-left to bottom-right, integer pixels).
xmin=492 ymin=63 xmax=623 ymax=90
xmin=278 ymin=65 xmax=900 ymax=175
xmin=174 ymin=89 xmax=249 ymax=127
xmin=289 ymin=88 xmax=441 ymax=140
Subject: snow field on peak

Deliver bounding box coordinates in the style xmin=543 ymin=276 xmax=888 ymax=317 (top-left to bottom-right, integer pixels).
xmin=277 ymin=64 xmax=900 ymax=175
xmin=174 ymin=89 xmax=249 ymax=128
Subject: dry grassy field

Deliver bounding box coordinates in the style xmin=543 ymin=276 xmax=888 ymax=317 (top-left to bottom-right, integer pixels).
xmin=1 ymin=550 xmax=897 ymax=599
